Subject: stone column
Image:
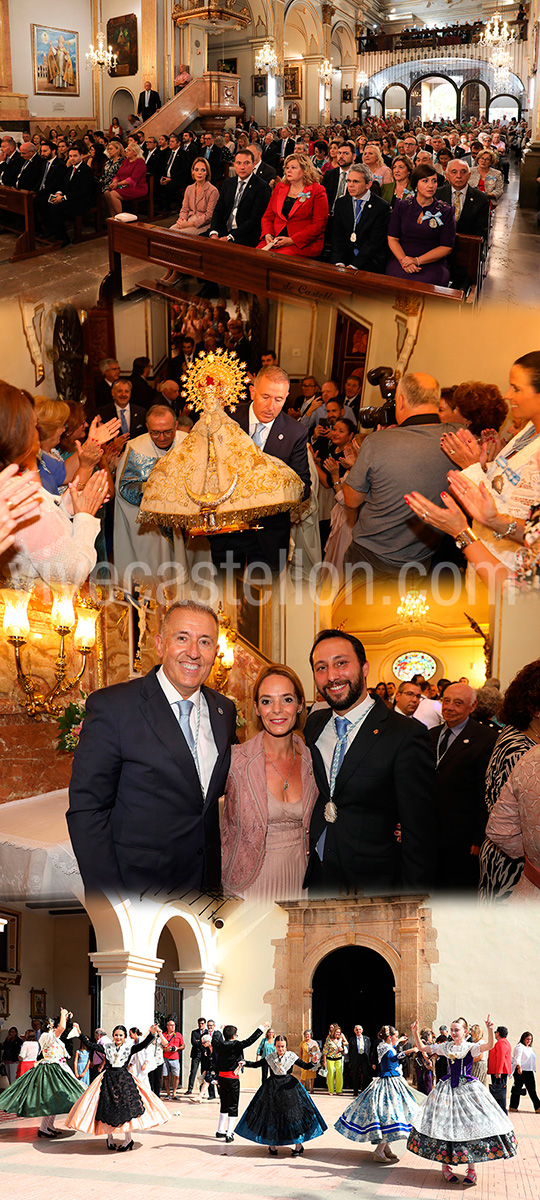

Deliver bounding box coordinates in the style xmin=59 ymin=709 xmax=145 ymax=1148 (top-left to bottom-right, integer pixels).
xmin=302 ymin=55 xmax=326 ymax=126
xmin=274 ymin=0 xmax=285 ymax=127
xmin=519 ymin=0 xmax=540 ymax=207
xmin=0 ymin=0 xmax=29 ymax=124
xmin=142 ymin=0 xmax=159 ymax=91
xmin=90 ymin=951 xmax=164 ymax=1033
xmin=340 ymin=66 xmax=357 ymax=122
xmin=250 ymin=40 xmax=272 ymax=126
xmin=174 ymin=968 xmax=222 ymax=1086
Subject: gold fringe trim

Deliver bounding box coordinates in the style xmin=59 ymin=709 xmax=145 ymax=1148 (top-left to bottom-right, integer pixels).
xmin=137 ymin=501 xmax=294 ymax=533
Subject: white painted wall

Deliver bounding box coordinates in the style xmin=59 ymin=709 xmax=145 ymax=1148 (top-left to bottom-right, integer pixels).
xmin=8 ymin=0 xmax=94 ymax=123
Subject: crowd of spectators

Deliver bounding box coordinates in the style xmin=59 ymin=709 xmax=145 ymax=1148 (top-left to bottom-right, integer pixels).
xmin=0 ymin=110 xmax=527 ymax=286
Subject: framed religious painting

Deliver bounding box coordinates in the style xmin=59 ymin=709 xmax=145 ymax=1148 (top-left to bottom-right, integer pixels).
xmin=218 ymin=59 xmax=238 ymax=75
xmin=284 ymin=65 xmax=301 ymax=99
xmin=0 ymin=986 xmax=9 ymax=1019
xmin=252 ymin=74 xmax=267 ymax=97
xmin=30 ymin=988 xmax=47 ymax=1019
xmin=31 ymin=26 xmax=79 ymax=97
xmin=107 ymin=13 xmax=138 ymax=77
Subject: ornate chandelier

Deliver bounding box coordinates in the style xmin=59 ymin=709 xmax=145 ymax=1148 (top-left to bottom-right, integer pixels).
xmin=396 ymin=589 xmax=429 ymax=626
xmin=318 ymin=58 xmax=334 ymax=87
xmin=356 ymin=68 xmax=369 ymax=89
xmin=86 ymin=26 xmax=118 ymax=72
xmin=479 ymin=11 xmax=516 ymax=53
xmin=255 ymin=41 xmax=279 ymax=73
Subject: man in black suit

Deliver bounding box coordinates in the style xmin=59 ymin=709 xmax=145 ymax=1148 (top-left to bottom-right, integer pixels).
xmin=210 ymin=364 xmax=311 ymax=573
xmin=167 ymin=334 xmax=202 ymax=385
xmin=157 ymin=132 xmax=185 ymax=209
xmin=436 ymin=159 xmax=490 ymax=241
xmin=251 ymin=143 xmax=277 ymax=187
xmin=323 ymin=142 xmax=355 ymax=214
xmin=67 ymin=600 xmax=237 ymax=896
xmin=209 ymin=149 xmax=271 ymax=245
xmin=303 ymin=630 xmax=436 ymax=897
xmin=201 ymin=131 xmax=225 ymax=186
xmin=349 ymin=1025 xmax=372 ymax=1094
xmin=261 ymin=132 xmax=280 ymax=170
xmin=129 ymin=356 xmax=155 ymax=410
xmin=274 ymin=126 xmax=296 ymax=175
xmin=100 ymin=379 xmax=147 ymax=440
xmin=13 ymin=141 xmax=44 ymax=191
xmin=95 ymin=358 xmax=120 ymax=411
xmin=34 ymin=141 xmax=67 ymax=233
xmin=331 ymin=164 xmax=390 ymax=273
xmin=40 ymin=142 xmax=94 ymax=245
xmin=143 ymin=135 xmax=165 ymax=180
xmin=186 ymin=1017 xmax=207 ymax=1094
xmin=137 ymin=80 xmax=162 ymax=120
xmin=431 ymin=683 xmax=498 ymax=889
xmin=0 ymin=136 xmax=22 ymax=186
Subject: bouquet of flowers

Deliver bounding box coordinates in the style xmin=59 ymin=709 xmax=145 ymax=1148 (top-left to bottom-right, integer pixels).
xmin=56 ymin=693 xmax=87 ymax=753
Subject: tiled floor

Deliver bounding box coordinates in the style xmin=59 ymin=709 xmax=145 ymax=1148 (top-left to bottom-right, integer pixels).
xmin=0 ymin=1089 xmax=536 ymax=1200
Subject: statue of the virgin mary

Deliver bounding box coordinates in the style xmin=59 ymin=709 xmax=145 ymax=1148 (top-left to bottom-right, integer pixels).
xmin=139 ymin=350 xmax=304 ymax=535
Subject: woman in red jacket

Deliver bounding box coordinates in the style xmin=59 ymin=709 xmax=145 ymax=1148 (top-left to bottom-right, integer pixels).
xmin=103 ymin=142 xmax=148 ymax=216
xmin=258 ymin=153 xmax=328 ymax=257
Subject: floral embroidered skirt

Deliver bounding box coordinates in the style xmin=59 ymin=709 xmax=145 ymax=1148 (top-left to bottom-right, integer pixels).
xmin=335 ymin=1076 xmax=423 ymax=1145
xmin=407 ymin=1077 xmax=517 ymax=1163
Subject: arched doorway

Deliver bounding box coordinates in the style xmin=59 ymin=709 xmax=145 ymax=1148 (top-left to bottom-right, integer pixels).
xmin=383 ymin=84 xmax=407 ymax=119
xmin=311 ymin=945 xmax=395 ymax=1047
xmin=410 ymin=75 xmax=458 ymax=123
xmin=489 ymin=94 xmax=521 ymax=122
xmin=460 ymin=80 xmax=488 ymax=122
xmin=110 ymin=86 xmax=136 ymax=131
xmin=155 ymin=922 xmax=182 ymax=1028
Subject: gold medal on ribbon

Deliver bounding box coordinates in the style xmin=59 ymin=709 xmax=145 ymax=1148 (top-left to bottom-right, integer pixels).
xmin=429 ymin=217 xmax=438 ymax=228
xmin=324 ymin=801 xmax=338 ymax=823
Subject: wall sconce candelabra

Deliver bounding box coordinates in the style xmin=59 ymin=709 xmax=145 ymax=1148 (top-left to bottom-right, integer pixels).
xmin=1 ymin=589 xmax=100 ymax=719
xmin=212 ymin=602 xmax=237 ymax=693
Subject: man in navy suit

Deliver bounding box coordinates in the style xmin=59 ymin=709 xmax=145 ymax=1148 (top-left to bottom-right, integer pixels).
xmin=331 ymin=164 xmax=390 ymax=273
xmin=436 ymin=159 xmax=490 ymax=241
xmin=40 ymin=142 xmax=94 ymax=245
xmin=137 ymin=80 xmax=162 ymax=120
xmin=99 ymin=379 xmax=147 ymax=439
xmin=209 ymin=149 xmax=270 ymax=246
xmin=210 ymin=365 xmax=311 ymax=572
xmin=303 ymin=629 xmax=436 ymax=896
xmin=67 ymin=600 xmax=237 ymax=897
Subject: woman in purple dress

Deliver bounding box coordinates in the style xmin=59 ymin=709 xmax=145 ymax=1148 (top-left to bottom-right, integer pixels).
xmin=386 ymin=163 xmax=455 ymax=287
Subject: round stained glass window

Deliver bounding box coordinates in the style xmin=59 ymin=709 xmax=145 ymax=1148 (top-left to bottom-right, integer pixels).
xmin=392 ymin=652 xmax=437 ymax=681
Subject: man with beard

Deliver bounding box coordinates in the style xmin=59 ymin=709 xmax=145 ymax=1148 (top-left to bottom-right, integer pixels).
xmin=303 ymin=630 xmax=436 ymax=896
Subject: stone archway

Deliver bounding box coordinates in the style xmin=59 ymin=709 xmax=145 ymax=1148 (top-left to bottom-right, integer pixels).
xmin=265 ymin=896 xmax=438 ymax=1046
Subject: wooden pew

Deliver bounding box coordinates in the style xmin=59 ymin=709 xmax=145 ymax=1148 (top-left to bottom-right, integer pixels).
xmin=449 ymin=233 xmax=484 ymax=299
xmin=0 ymin=184 xmax=59 ymax=261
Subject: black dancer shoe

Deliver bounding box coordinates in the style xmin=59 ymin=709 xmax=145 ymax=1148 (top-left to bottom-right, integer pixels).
xmin=215 ymin=1131 xmax=227 ymax=1138
xmin=268 ymin=1146 xmax=278 ymax=1155
xmin=107 ymin=1142 xmax=117 ymax=1151
xmin=37 ymin=1130 xmax=55 ymax=1138
xmin=291 ymin=1145 xmax=304 ymax=1157
xmin=117 ymin=1140 xmax=134 ymax=1152
xmin=225 ymin=1135 xmax=234 ymax=1143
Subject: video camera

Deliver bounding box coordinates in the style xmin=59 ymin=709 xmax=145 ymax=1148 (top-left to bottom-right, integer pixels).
xmin=357 ymin=366 xmax=398 ymax=429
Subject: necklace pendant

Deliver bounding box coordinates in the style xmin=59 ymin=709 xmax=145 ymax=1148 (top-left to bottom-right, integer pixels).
xmin=283 ymin=781 xmax=289 ymax=790
xmin=492 ymin=474 xmax=504 ymax=494
xmin=324 ymin=800 xmax=338 ymax=823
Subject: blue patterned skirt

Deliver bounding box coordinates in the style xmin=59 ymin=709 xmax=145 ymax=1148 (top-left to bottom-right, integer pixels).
xmin=335 ymin=1076 xmax=422 ymax=1144
xmin=236 ymin=1073 xmax=327 ymax=1146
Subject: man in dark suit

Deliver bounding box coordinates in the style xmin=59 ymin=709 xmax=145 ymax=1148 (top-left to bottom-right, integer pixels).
xmin=209 ymin=149 xmax=271 ymax=245
xmin=436 ymin=159 xmax=490 ymax=241
xmin=431 ymin=682 xmax=498 ymax=889
xmin=129 ymin=357 xmax=155 ymax=410
xmin=95 ymin=358 xmax=120 ymax=410
xmin=100 ymin=379 xmax=147 ymax=440
xmin=303 ymin=630 xmax=436 ymax=896
xmin=323 ymin=142 xmax=355 ymax=214
xmin=143 ymin=135 xmax=165 ymax=180
xmin=0 ymin=136 xmax=22 ymax=186
xmin=34 ymin=141 xmax=67 ymax=233
xmin=210 ymin=364 xmax=311 ymax=573
xmin=157 ymin=132 xmax=185 ymax=209
xmin=251 ymin=143 xmax=277 ymax=187
xmin=13 ymin=141 xmax=44 ymax=191
xmin=201 ymin=131 xmax=225 ymax=186
xmin=331 ymin=164 xmax=390 ymax=273
xmin=274 ymin=127 xmax=296 ymax=175
xmin=40 ymin=142 xmax=94 ymax=245
xmin=349 ymin=1025 xmax=372 ymax=1094
xmin=186 ymin=1017 xmax=207 ymax=1094
xmin=67 ymin=600 xmax=237 ymax=896
xmin=167 ymin=334 xmax=203 ymax=385
xmin=261 ymin=132 xmax=280 ymax=170
xmin=137 ymin=80 xmax=162 ymax=120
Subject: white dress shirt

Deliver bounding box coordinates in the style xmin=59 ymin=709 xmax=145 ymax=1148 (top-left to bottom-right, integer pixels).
xmin=513 ymin=1042 xmax=536 ymax=1072
xmin=315 ymin=693 xmax=375 ymax=783
xmin=248 ymin=401 xmax=275 ymax=448
xmin=414 ymin=696 xmax=442 ymax=730
xmin=157 ymin=665 xmax=218 ymax=794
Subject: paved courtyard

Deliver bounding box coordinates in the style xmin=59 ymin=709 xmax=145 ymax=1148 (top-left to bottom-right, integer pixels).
xmin=0 ymin=1088 xmax=536 ymax=1200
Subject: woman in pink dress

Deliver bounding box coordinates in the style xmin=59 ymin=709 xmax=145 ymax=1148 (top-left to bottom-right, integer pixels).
xmin=222 ymin=665 xmax=317 ymax=900
xmin=103 ymin=143 xmax=148 ymax=216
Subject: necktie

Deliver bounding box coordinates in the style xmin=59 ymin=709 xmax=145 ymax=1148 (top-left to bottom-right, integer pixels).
xmin=227 ymin=179 xmax=247 ymax=231
xmin=337 ymin=170 xmax=348 ymax=199
xmin=176 ymin=698 xmax=195 ymax=751
xmin=437 ymin=726 xmax=452 ymax=765
xmin=354 ymin=197 xmax=362 ymax=224
xmin=252 ymin=422 xmax=266 ymax=448
xmin=453 ymin=190 xmax=462 ymax=220
xmin=120 ymin=409 xmax=128 ymax=434
xmin=329 ymin=716 xmax=351 ymax=794
xmin=39 ymin=160 xmax=51 ymax=190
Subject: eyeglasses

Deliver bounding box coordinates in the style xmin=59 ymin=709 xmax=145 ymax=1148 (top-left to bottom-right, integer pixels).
xmin=151 ymin=429 xmax=175 ymax=438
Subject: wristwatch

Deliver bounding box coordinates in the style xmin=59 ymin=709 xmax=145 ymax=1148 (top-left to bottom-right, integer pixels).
xmin=455 ymin=528 xmax=479 ymax=550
